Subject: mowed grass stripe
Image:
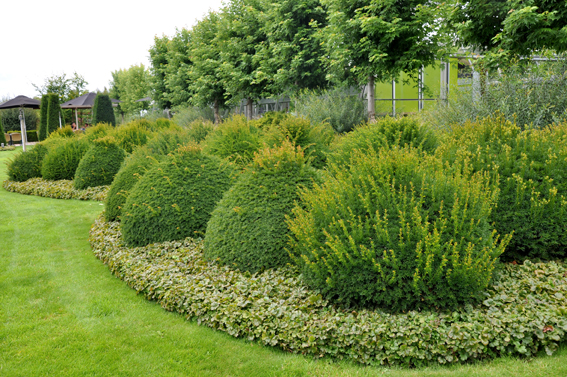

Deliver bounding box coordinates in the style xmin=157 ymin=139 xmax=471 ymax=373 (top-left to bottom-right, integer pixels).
xmin=0 ymin=147 xmax=566 ymax=377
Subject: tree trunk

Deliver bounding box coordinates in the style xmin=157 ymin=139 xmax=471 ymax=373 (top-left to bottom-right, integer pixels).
xmin=246 ymin=98 xmax=253 ymax=120
xmin=214 ymin=99 xmax=221 ymax=125
xmin=368 ymin=75 xmax=376 ymax=122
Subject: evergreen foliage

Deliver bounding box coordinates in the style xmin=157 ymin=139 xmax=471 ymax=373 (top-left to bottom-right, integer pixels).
xmin=50 ymin=125 xmax=75 ymax=138
xmin=38 ymin=95 xmax=49 ymax=141
xmin=185 ymin=119 xmax=215 ymax=144
xmin=6 ymin=144 xmax=49 ymax=182
xmin=46 ymin=93 xmax=61 ymax=135
xmin=0 ymin=116 xmax=6 ymax=145
xmin=328 ymin=116 xmax=438 ymax=168
xmin=205 ymin=143 xmax=320 ymax=273
xmin=74 ymin=136 xmax=126 ymax=189
xmin=435 ymin=116 xmax=567 ymax=262
xmin=92 ymin=94 xmax=116 ymax=126
xmin=121 ymin=145 xmax=236 ymax=247
xmin=202 ymin=115 xmax=262 ymax=166
xmin=84 ymin=123 xmax=114 ymax=142
xmin=113 ymin=121 xmax=153 ymax=153
xmin=41 ymin=137 xmax=90 ymax=180
xmin=288 ymin=147 xmax=510 ymax=311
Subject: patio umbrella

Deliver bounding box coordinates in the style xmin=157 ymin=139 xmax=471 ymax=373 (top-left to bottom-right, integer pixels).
xmin=61 ymin=92 xmax=121 ymax=126
xmin=0 ymin=95 xmax=41 ymax=152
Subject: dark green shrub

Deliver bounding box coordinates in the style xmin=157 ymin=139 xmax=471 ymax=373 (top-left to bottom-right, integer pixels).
xmin=328 ymin=116 xmax=438 ymax=168
xmin=74 ymin=136 xmax=126 ymax=189
xmin=260 ymin=114 xmax=333 ymax=169
xmin=26 ymin=130 xmax=38 ymax=142
xmin=41 ymin=137 xmax=90 ymax=180
xmin=113 ymin=121 xmax=153 ymax=153
xmin=121 ymin=145 xmax=236 ymax=247
xmin=0 ymin=106 xmax=39 ymax=132
xmin=92 ymin=93 xmax=116 ymax=126
xmin=288 ymin=147 xmax=510 ymax=311
xmin=46 ymin=93 xmax=61 ymax=135
xmin=6 ymin=144 xmax=49 ymax=182
xmin=435 ymin=116 xmax=567 ymax=262
xmin=205 ymin=143 xmax=320 ymax=273
xmin=0 ymin=116 xmax=6 ymax=145
xmin=38 ymin=95 xmax=49 ymax=141
xmin=292 ymin=87 xmax=367 ymax=133
xmin=202 ymin=115 xmax=262 ymax=166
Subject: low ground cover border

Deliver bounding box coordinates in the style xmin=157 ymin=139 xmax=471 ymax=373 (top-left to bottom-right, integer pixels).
xmin=90 ymin=214 xmax=567 ymax=367
xmin=2 ymin=178 xmax=108 ymax=201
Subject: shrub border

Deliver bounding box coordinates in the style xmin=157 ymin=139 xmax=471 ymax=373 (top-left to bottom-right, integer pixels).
xmin=2 ymin=178 xmax=108 ymax=201
xmin=90 ymin=214 xmax=567 ymax=367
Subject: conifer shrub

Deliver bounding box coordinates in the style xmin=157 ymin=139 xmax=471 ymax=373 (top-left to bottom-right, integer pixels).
xmin=153 ymin=118 xmax=180 ymax=131
xmin=260 ymin=114 xmax=333 ymax=169
xmin=41 ymin=137 xmax=90 ymax=181
xmin=92 ymin=93 xmax=116 ymax=126
xmin=435 ymin=116 xmax=567 ymax=262
xmin=144 ymin=128 xmax=194 ymax=155
xmin=205 ymin=143 xmax=320 ymax=273
xmin=50 ymin=125 xmax=75 ymax=138
xmin=202 ymin=115 xmax=262 ymax=166
xmin=185 ymin=119 xmax=215 ymax=144
xmin=0 ymin=117 xmax=6 ymax=145
xmin=38 ymin=95 xmax=49 ymax=141
xmin=6 ymin=144 xmax=49 ymax=182
xmin=288 ymin=147 xmax=511 ymax=311
xmin=328 ymin=116 xmax=438 ymax=168
xmin=46 ymin=93 xmax=61 ymax=135
xmin=113 ymin=121 xmax=153 ymax=153
xmin=26 ymin=130 xmax=38 ymax=142
xmin=84 ymin=123 xmax=114 ymax=142
xmin=74 ymin=136 xmax=126 ymax=189
xmin=121 ymin=145 xmax=236 ymax=247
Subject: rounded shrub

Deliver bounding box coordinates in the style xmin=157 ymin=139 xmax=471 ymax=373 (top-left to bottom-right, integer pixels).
xmin=287 ymin=147 xmax=511 ymax=311
xmin=74 ymin=136 xmax=126 ymax=189
xmin=260 ymin=114 xmax=334 ymax=169
xmin=41 ymin=137 xmax=90 ymax=181
xmin=435 ymin=115 xmax=567 ymax=262
xmin=121 ymin=145 xmax=236 ymax=247
xmin=6 ymin=144 xmax=49 ymax=182
xmin=113 ymin=121 xmax=153 ymax=153
xmin=84 ymin=123 xmax=114 ymax=142
xmin=205 ymin=143 xmax=320 ymax=273
xmin=50 ymin=125 xmax=75 ymax=139
xmin=184 ymin=119 xmax=215 ymax=144
xmin=328 ymin=116 xmax=438 ymax=168
xmin=202 ymin=115 xmax=262 ymax=166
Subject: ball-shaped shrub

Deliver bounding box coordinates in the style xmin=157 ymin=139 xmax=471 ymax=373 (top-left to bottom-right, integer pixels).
xmin=328 ymin=116 xmax=438 ymax=168
xmin=202 ymin=115 xmax=262 ymax=166
xmin=84 ymin=123 xmax=114 ymax=142
xmin=74 ymin=136 xmax=126 ymax=189
xmin=260 ymin=114 xmax=333 ymax=169
xmin=185 ymin=119 xmax=215 ymax=144
xmin=121 ymin=145 xmax=236 ymax=247
xmin=205 ymin=143 xmax=320 ymax=273
xmin=435 ymin=115 xmax=567 ymax=262
xmin=41 ymin=137 xmax=90 ymax=181
xmin=288 ymin=147 xmax=511 ymax=312
xmin=6 ymin=144 xmax=49 ymax=182
xmin=113 ymin=121 xmax=153 ymax=153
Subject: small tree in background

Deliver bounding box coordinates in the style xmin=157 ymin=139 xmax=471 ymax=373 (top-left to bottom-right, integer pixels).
xmin=92 ymin=93 xmax=116 ymax=126
xmin=39 ymin=95 xmax=49 ymax=141
xmin=46 ymin=94 xmax=61 ymax=136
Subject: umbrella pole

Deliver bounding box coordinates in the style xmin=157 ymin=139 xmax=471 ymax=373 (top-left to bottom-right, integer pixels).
xmin=18 ymin=107 xmax=27 ymax=152
xmin=75 ymin=109 xmax=79 ymax=128
xmin=59 ymin=112 xmax=62 ymax=128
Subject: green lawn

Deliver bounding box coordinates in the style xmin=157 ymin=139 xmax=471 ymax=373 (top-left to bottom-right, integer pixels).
xmin=1 ymin=147 xmax=566 ymax=377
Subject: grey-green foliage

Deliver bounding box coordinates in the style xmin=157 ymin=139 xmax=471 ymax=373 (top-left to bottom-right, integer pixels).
xmin=292 ymin=88 xmax=367 ymax=133
xmin=121 ymin=145 xmax=236 ymax=247
xmin=204 ymin=143 xmax=320 ymax=273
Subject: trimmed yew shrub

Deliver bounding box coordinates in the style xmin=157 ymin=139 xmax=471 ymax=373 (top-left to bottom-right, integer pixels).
xmin=185 ymin=119 xmax=215 ymax=144
xmin=6 ymin=144 xmax=49 ymax=182
xmin=46 ymin=93 xmax=61 ymax=135
xmin=84 ymin=123 xmax=114 ymax=142
xmin=435 ymin=116 xmax=567 ymax=262
xmin=38 ymin=95 xmax=49 ymax=141
xmin=113 ymin=121 xmax=153 ymax=153
xmin=145 ymin=128 xmax=194 ymax=155
xmin=328 ymin=116 xmax=438 ymax=168
xmin=0 ymin=116 xmax=6 ymax=145
xmin=260 ymin=114 xmax=333 ymax=169
xmin=92 ymin=93 xmax=116 ymax=126
xmin=121 ymin=145 xmax=236 ymax=247
xmin=74 ymin=136 xmax=126 ymax=189
xmin=205 ymin=143 xmax=320 ymax=273
xmin=50 ymin=125 xmax=75 ymax=138
xmin=288 ymin=147 xmax=511 ymax=311
xmin=41 ymin=137 xmax=90 ymax=181
xmin=202 ymin=115 xmax=262 ymax=166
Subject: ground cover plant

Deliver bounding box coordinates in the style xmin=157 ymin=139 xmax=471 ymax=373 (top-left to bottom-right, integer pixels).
xmin=90 ymin=216 xmax=567 ymax=367
xmin=3 ymin=177 xmax=109 ymax=201
xmin=435 ymin=116 xmax=567 ymax=262
xmin=74 ymin=136 xmax=126 ymax=189
xmin=205 ymin=143 xmax=320 ymax=273
xmin=121 ymin=144 xmax=236 ymax=247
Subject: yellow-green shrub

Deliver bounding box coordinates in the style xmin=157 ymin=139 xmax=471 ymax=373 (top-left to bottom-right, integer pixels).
xmin=41 ymin=137 xmax=90 ymax=181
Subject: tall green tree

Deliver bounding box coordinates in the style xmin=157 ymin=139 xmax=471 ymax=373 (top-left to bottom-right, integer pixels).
xmin=322 ymin=0 xmax=449 ymax=119
xmin=46 ymin=93 xmax=62 ymax=135
xmin=148 ymin=35 xmax=174 ymax=110
xmin=38 ymin=95 xmax=49 ymax=141
xmin=109 ymin=64 xmax=152 ymax=116
xmin=188 ymin=11 xmax=231 ymax=124
xmin=93 ymin=93 xmax=116 ymax=126
xmin=33 ymin=72 xmax=88 ymax=125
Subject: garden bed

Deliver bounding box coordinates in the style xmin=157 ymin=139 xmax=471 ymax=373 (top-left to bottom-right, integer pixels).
xmin=90 ymin=214 xmax=567 ymax=367
xmin=2 ymin=178 xmax=108 ymax=201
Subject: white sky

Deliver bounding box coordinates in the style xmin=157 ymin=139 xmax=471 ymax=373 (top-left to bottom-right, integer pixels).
xmin=0 ymin=0 xmax=225 ymax=100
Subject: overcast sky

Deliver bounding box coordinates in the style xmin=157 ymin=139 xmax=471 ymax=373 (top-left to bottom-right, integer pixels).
xmin=0 ymin=0 xmax=225 ymax=100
